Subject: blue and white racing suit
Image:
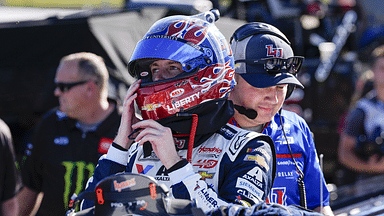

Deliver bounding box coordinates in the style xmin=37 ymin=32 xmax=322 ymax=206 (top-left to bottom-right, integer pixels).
xmin=82 ymin=124 xmax=275 ymax=213
xmin=230 ymin=109 xmax=330 ymax=210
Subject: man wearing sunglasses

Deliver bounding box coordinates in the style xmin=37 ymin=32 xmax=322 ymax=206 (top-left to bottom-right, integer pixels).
xmin=228 ymin=23 xmax=334 ymax=215
xmin=19 ymin=52 xmax=121 ymax=216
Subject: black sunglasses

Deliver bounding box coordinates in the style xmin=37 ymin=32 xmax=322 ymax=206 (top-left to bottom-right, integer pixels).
xmin=235 ymin=56 xmax=304 ymax=75
xmin=55 ymin=80 xmax=89 ymax=92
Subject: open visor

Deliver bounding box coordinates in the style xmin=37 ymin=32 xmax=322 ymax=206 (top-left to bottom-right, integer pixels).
xmin=128 ymin=36 xmax=211 ymax=81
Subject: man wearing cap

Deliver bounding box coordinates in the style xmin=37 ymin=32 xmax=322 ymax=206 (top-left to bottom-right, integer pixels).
xmin=228 ymin=22 xmax=334 ymax=215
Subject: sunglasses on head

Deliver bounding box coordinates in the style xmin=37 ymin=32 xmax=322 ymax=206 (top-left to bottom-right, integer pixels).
xmin=235 ymin=56 xmax=304 ymax=75
xmin=55 ymin=80 xmax=89 ymax=92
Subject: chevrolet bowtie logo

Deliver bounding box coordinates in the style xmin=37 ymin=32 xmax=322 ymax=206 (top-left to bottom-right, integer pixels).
xmin=198 ymin=171 xmax=214 ymax=180
xmin=141 ymin=103 xmax=161 ymax=111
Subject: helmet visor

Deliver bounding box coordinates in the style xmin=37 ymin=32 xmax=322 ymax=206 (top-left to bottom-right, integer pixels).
xmin=128 ymin=36 xmax=205 ymax=78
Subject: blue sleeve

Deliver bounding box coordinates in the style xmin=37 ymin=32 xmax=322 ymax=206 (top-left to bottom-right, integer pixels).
xmin=168 ymin=137 xmax=274 ymax=213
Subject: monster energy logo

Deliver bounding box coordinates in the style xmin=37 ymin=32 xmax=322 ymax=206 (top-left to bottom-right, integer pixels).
xmin=62 ymin=161 xmax=95 ymax=211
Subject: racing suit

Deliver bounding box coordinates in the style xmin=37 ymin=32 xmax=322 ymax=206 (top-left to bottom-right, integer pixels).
xmin=230 ymin=109 xmax=330 ymax=210
xmin=82 ymin=123 xmax=275 ymax=213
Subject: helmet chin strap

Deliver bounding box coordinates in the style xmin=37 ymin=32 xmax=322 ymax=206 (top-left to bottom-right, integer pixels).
xmin=233 ymin=105 xmax=258 ymax=120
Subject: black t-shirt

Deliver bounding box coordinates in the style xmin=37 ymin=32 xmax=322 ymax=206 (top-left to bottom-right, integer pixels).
xmin=21 ymin=106 xmax=121 ymax=216
xmin=0 ymin=118 xmax=22 ymax=203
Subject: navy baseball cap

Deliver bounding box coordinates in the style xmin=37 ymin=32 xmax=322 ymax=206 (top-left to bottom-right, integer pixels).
xmin=230 ymin=23 xmax=304 ymax=89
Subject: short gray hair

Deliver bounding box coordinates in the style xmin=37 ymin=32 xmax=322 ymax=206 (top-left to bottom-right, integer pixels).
xmin=60 ymin=52 xmax=109 ymax=90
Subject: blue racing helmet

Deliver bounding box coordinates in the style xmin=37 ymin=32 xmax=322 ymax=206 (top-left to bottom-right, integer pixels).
xmin=127 ymin=10 xmax=235 ymax=121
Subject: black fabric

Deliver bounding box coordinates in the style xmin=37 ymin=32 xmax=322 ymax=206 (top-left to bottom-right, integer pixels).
xmin=157 ymin=98 xmax=234 ymax=136
xmin=0 ymin=119 xmax=22 ymax=202
xmin=167 ymin=159 xmax=189 ymax=173
xmin=143 ymin=141 xmax=153 ymax=158
xmin=141 ymin=99 xmax=234 ymax=157
xmin=111 ymin=142 xmax=128 ymax=152
xmin=20 ymin=106 xmax=121 ymax=216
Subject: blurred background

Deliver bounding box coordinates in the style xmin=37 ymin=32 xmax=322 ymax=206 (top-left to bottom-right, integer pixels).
xmin=1 ymin=0 xmax=383 ymax=215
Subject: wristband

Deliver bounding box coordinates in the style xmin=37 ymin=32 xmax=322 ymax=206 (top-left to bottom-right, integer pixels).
xmin=112 ymin=142 xmax=128 ymax=152
xmin=167 ymin=159 xmax=189 ymax=173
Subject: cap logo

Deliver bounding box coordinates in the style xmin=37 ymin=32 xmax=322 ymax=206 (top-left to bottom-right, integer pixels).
xmin=266 ymin=45 xmax=282 ymax=58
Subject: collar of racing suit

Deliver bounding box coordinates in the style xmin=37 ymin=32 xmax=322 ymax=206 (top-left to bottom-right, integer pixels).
xmin=142 ymin=98 xmax=235 ymax=157
xmin=157 ymin=98 xmax=234 ymax=137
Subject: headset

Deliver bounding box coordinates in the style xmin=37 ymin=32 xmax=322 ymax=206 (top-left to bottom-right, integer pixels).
xmin=230 ymin=22 xmax=307 ymax=209
xmin=230 ymin=22 xmax=298 ymax=100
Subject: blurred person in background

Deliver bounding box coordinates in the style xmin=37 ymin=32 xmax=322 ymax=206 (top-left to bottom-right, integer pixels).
xmin=0 ymin=118 xmax=22 ymax=216
xmin=338 ymin=44 xmax=384 ymax=183
xmin=18 ymin=52 xmax=121 ymax=216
